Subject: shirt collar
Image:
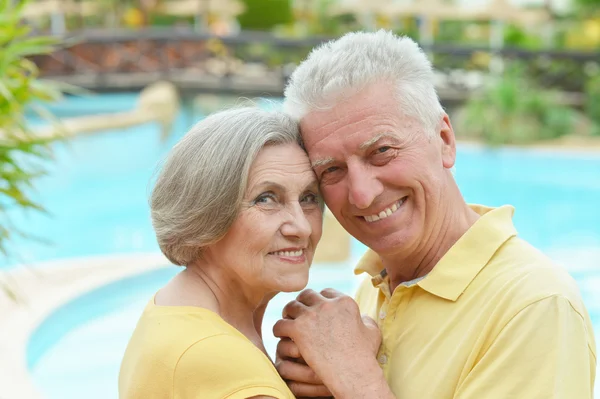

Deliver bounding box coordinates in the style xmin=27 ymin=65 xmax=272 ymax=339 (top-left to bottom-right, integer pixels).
xmin=354 ymin=204 xmax=518 ymax=301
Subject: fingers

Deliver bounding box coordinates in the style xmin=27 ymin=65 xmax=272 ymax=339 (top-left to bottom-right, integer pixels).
xmin=272 ymin=318 xmax=295 ymax=339
xmin=288 ymin=381 xmax=333 ymax=398
xmin=296 ymin=289 xmax=323 ymax=306
xmin=319 ymin=287 xmax=345 ymax=299
xmin=361 ymin=315 xmax=378 ymax=330
xmin=276 ymin=359 xmax=323 ymax=385
xmin=361 ymin=315 xmax=382 ymax=351
xmin=276 ymin=338 xmax=301 ymax=360
xmin=282 ymin=300 xmax=308 ymax=320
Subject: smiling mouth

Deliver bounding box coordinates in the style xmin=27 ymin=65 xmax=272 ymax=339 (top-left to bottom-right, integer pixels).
xmin=269 ymin=249 xmax=304 ymax=257
xmin=267 ymin=249 xmax=307 ymax=264
xmin=363 ymin=197 xmax=407 ymax=223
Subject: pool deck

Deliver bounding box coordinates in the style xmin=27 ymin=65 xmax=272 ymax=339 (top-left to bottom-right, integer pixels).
xmin=0 ymin=253 xmax=170 ymax=399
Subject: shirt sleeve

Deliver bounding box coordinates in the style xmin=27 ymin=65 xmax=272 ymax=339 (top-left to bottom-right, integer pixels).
xmin=173 ymin=334 xmax=290 ymax=399
xmin=455 ymin=295 xmax=597 ymax=399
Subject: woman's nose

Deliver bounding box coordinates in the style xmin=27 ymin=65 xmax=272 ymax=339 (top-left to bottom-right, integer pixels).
xmin=280 ymin=203 xmax=312 ymax=240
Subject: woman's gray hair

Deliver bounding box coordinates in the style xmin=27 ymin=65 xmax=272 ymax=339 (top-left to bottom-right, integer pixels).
xmin=283 ymin=30 xmax=445 ymax=134
xmin=150 ymin=107 xmax=302 ymax=266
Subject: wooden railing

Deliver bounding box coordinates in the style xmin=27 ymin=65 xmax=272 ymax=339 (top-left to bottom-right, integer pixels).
xmin=32 ymin=29 xmax=598 ymax=104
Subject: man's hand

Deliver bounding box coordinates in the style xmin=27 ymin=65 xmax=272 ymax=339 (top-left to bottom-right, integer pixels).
xmin=273 ymin=288 xmax=388 ymax=398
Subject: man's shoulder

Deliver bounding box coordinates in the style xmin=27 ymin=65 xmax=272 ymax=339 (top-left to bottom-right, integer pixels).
xmin=479 ymin=236 xmax=585 ymax=312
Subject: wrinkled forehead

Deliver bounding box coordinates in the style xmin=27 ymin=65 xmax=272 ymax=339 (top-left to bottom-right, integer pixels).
xmin=247 ymin=143 xmax=317 ymax=189
xmin=299 ymin=82 xmax=404 ymax=154
xmin=299 ymin=112 xmax=408 ymax=162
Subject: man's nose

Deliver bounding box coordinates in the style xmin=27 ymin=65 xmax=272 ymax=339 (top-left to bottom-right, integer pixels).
xmin=347 ymin=163 xmax=383 ymax=210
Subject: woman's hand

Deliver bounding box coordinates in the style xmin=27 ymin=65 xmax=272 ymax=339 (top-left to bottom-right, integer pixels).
xmin=276 ymin=338 xmax=333 ymax=397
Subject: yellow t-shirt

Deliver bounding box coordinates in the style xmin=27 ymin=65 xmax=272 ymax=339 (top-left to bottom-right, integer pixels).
xmin=355 ymin=204 xmax=597 ymax=398
xmin=118 ymin=298 xmax=294 ymax=399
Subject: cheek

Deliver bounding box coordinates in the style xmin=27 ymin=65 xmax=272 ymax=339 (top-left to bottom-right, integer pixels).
xmin=309 ymin=212 xmax=324 ymax=243
xmin=321 ymin=184 xmax=346 ymax=210
xmin=232 ymin=214 xmax=279 ymax=254
xmin=380 ymin=157 xmax=420 ymax=185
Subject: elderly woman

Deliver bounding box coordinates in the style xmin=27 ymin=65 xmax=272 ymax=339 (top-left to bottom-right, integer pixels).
xmin=119 ymin=107 xmax=323 ymax=398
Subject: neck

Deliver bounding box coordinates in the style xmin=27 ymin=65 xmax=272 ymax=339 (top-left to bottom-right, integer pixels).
xmin=381 ymin=183 xmax=479 ymax=292
xmin=182 ymin=263 xmax=275 ymax=354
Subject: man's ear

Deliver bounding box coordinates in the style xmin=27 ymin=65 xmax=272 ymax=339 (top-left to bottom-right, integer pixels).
xmin=439 ymin=114 xmax=456 ymax=170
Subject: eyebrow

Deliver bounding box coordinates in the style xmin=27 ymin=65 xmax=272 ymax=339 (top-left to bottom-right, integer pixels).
xmin=359 ymin=132 xmax=400 ymax=150
xmin=310 ymin=132 xmax=400 ymax=169
xmin=254 ymin=181 xmax=286 ymax=191
xmin=311 ymin=157 xmax=336 ymax=169
xmin=253 ymin=180 xmax=319 ymax=193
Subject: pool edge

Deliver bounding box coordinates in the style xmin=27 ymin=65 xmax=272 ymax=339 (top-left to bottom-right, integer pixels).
xmin=0 ymin=252 xmax=170 ymax=399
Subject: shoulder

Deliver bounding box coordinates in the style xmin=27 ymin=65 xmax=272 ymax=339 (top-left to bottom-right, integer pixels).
xmin=175 ymin=333 xmax=275 ymax=371
xmin=475 ymin=237 xmax=595 ymax=345
xmin=173 ymin=334 xmax=291 ymax=399
xmin=484 ymin=236 xmax=584 ymax=310
xmin=124 ymin=306 xmax=243 ymax=363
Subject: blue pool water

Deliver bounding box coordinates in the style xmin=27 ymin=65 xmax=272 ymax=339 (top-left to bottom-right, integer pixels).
xmin=8 ymin=94 xmax=599 ymax=397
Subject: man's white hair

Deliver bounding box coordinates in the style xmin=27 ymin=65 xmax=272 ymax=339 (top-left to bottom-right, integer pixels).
xmin=283 ymin=30 xmax=444 ymax=133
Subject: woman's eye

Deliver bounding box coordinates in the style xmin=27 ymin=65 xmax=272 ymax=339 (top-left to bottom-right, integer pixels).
xmin=254 ymin=193 xmax=276 ymax=205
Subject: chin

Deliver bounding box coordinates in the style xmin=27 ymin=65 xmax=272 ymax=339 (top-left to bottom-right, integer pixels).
xmin=363 ymin=232 xmax=413 ymax=256
xmin=277 ymin=273 xmax=310 ymax=293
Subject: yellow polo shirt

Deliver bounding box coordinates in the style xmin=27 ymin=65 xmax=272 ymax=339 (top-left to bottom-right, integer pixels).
xmin=119 ymin=299 xmax=294 ymax=399
xmin=355 ymin=205 xmax=597 ymax=398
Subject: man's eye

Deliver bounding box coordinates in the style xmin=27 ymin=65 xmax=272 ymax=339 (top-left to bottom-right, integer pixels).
xmin=324 ymin=166 xmax=339 ymax=174
xmin=376 ymin=146 xmax=391 ymax=154
xmin=301 ymin=193 xmax=319 ymax=204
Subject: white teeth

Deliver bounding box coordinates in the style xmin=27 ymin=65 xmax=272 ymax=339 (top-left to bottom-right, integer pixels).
xmin=272 ymin=250 xmax=303 ymax=257
xmin=363 ymin=199 xmax=405 ymax=223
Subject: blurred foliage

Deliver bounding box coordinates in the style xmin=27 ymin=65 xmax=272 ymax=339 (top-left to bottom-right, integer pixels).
xmin=435 ymin=20 xmax=467 ymax=44
xmin=392 ymin=18 xmax=420 ymax=42
xmin=586 ymin=74 xmax=600 ymax=135
xmin=525 ymin=57 xmax=590 ymax=93
xmin=559 ymin=18 xmax=600 ymax=49
xmin=459 ymin=63 xmax=576 ymax=145
xmin=232 ymin=41 xmax=311 ymax=70
xmin=149 ymin=13 xmax=195 ymax=27
xmin=276 ymin=0 xmax=359 ymax=37
xmin=575 ymin=0 xmax=600 ymax=13
xmin=237 ymin=0 xmax=293 ymax=31
xmin=503 ymin=25 xmax=544 ymax=49
xmin=0 ymin=0 xmax=63 ymax=295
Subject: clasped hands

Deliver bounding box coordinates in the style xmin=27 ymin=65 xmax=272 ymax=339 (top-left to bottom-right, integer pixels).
xmin=273 ymin=288 xmax=382 ymax=398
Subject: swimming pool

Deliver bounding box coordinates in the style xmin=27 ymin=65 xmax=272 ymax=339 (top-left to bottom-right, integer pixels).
xmin=8 ymin=94 xmax=600 ymax=397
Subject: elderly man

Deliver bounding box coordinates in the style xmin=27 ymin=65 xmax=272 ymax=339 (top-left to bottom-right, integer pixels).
xmin=273 ymin=30 xmax=596 ymax=398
